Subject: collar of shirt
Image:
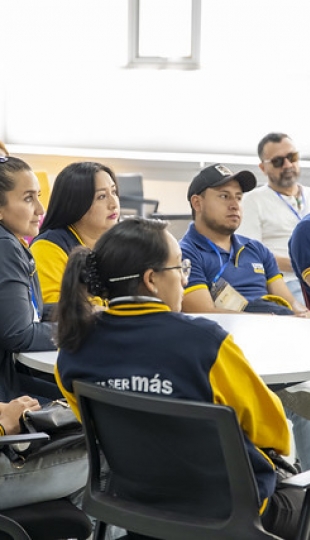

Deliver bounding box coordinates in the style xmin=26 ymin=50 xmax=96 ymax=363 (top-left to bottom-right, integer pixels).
xmin=186 ymin=222 xmax=248 ymax=254
xmin=106 ymin=296 xmax=171 ymax=316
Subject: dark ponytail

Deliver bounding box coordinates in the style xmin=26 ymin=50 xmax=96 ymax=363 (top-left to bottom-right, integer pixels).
xmin=56 ymin=246 xmax=98 ymax=351
xmin=57 ymin=217 xmax=169 ymax=352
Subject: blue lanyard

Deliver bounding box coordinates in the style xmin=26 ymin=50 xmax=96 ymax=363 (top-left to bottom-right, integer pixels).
xmin=206 ymin=239 xmax=234 ymax=284
xmin=30 ymin=285 xmax=40 ymax=320
xmin=274 ymin=188 xmax=305 ymax=221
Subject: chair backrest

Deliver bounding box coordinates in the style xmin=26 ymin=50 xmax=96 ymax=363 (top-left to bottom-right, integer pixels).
xmin=116 ymin=173 xmax=159 ymax=217
xmin=74 ymin=381 xmax=279 ymax=540
xmin=151 ymin=213 xmax=192 ymax=240
xmin=116 ymin=173 xmax=144 ymax=199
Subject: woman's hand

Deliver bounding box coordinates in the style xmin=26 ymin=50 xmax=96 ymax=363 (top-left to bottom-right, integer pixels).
xmin=0 ymin=396 xmax=41 ymax=435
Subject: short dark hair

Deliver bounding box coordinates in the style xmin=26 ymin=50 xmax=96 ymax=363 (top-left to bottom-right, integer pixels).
xmin=257 ymin=132 xmax=290 ymax=160
xmin=57 ymin=217 xmax=169 ymax=351
xmin=0 ymin=157 xmax=32 ymax=206
xmin=40 ymin=161 xmax=119 ymax=233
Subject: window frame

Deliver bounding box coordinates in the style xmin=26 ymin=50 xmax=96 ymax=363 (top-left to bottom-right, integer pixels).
xmin=127 ymin=0 xmax=201 ymax=70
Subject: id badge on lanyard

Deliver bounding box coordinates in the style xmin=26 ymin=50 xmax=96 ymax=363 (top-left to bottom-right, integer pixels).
xmin=207 ymin=240 xmax=248 ymax=312
xmin=210 ymin=277 xmax=248 ymax=311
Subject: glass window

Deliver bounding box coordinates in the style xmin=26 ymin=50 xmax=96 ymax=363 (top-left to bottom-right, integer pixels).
xmin=128 ymin=0 xmax=201 ymax=69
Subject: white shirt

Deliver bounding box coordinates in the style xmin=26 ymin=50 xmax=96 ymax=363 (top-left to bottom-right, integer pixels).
xmin=238 ymin=183 xmax=310 ymax=281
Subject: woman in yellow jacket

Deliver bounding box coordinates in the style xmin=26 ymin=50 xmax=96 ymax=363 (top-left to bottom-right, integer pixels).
xmin=31 ymin=161 xmax=120 ymax=304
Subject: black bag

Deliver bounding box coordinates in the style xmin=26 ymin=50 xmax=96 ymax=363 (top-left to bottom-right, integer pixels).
xmin=2 ymin=399 xmax=85 ymax=466
xmin=20 ymin=399 xmax=80 ymax=434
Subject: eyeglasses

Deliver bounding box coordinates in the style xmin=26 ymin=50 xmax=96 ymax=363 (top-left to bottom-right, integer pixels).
xmin=108 ymin=259 xmax=192 ymax=283
xmin=155 ymin=259 xmax=191 ymax=280
xmin=262 ymin=151 xmax=299 ymax=169
xmin=0 ymin=156 xmax=8 ymax=163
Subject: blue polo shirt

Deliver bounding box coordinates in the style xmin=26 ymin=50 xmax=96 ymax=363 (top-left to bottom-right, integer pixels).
xmin=180 ymin=223 xmax=282 ymax=302
xmin=289 ymin=213 xmax=310 ymax=303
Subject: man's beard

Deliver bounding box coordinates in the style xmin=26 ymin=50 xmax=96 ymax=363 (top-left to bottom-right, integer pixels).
xmin=201 ymin=215 xmax=238 ymax=237
xmin=269 ymin=171 xmax=298 ymax=189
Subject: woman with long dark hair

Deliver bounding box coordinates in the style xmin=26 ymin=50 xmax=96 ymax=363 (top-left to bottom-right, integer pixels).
xmin=31 ymin=161 xmax=119 ymax=304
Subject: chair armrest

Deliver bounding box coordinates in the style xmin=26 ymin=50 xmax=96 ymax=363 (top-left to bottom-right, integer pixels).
xmin=0 ymin=432 xmax=50 ymax=446
xmin=279 ymin=470 xmax=310 ymax=490
xmin=120 ymin=195 xmax=159 ymax=216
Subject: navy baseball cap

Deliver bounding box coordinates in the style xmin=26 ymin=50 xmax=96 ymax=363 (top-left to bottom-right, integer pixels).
xmin=187 ymin=163 xmax=257 ymax=201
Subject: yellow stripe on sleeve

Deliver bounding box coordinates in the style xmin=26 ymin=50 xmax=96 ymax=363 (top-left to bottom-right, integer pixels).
xmin=209 ymin=334 xmax=290 ymax=456
xmin=183 ymin=284 xmax=209 ymax=295
xmin=54 ymin=364 xmax=81 ymax=422
xmin=266 ymin=273 xmax=283 ymax=285
xmin=302 ymin=268 xmax=310 ymax=281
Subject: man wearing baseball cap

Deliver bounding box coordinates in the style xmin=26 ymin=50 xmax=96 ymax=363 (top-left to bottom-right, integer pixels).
xmin=180 ymin=163 xmax=308 ymax=317
xmin=187 ymin=163 xmax=257 ymax=200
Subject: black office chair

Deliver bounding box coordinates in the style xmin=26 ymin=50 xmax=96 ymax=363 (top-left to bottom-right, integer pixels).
xmin=0 ymin=433 xmax=92 ymax=540
xmin=74 ymin=381 xmax=310 ymax=540
xmin=116 ymin=173 xmax=159 ymax=218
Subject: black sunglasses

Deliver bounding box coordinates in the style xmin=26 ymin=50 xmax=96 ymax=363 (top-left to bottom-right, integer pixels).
xmin=0 ymin=156 xmax=8 ymax=163
xmin=262 ymin=151 xmax=299 ymax=169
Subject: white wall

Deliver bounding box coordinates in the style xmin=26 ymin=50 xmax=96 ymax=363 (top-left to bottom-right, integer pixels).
xmin=1 ymin=0 xmax=310 ymax=156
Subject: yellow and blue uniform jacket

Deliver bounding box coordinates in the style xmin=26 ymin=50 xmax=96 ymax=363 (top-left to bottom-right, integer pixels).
xmin=289 ymin=213 xmax=310 ymax=305
xmin=55 ymin=297 xmax=289 ymax=513
xmin=31 ymin=226 xmax=82 ymax=304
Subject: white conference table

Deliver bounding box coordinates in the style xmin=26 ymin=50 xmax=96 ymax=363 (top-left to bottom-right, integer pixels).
xmin=16 ymin=313 xmax=310 ymax=385
xmin=192 ymin=313 xmax=310 ymax=385
xmin=16 ymin=350 xmax=56 ymax=375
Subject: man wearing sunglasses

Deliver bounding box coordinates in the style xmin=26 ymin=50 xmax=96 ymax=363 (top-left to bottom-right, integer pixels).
xmin=238 ymin=132 xmax=310 ymax=304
